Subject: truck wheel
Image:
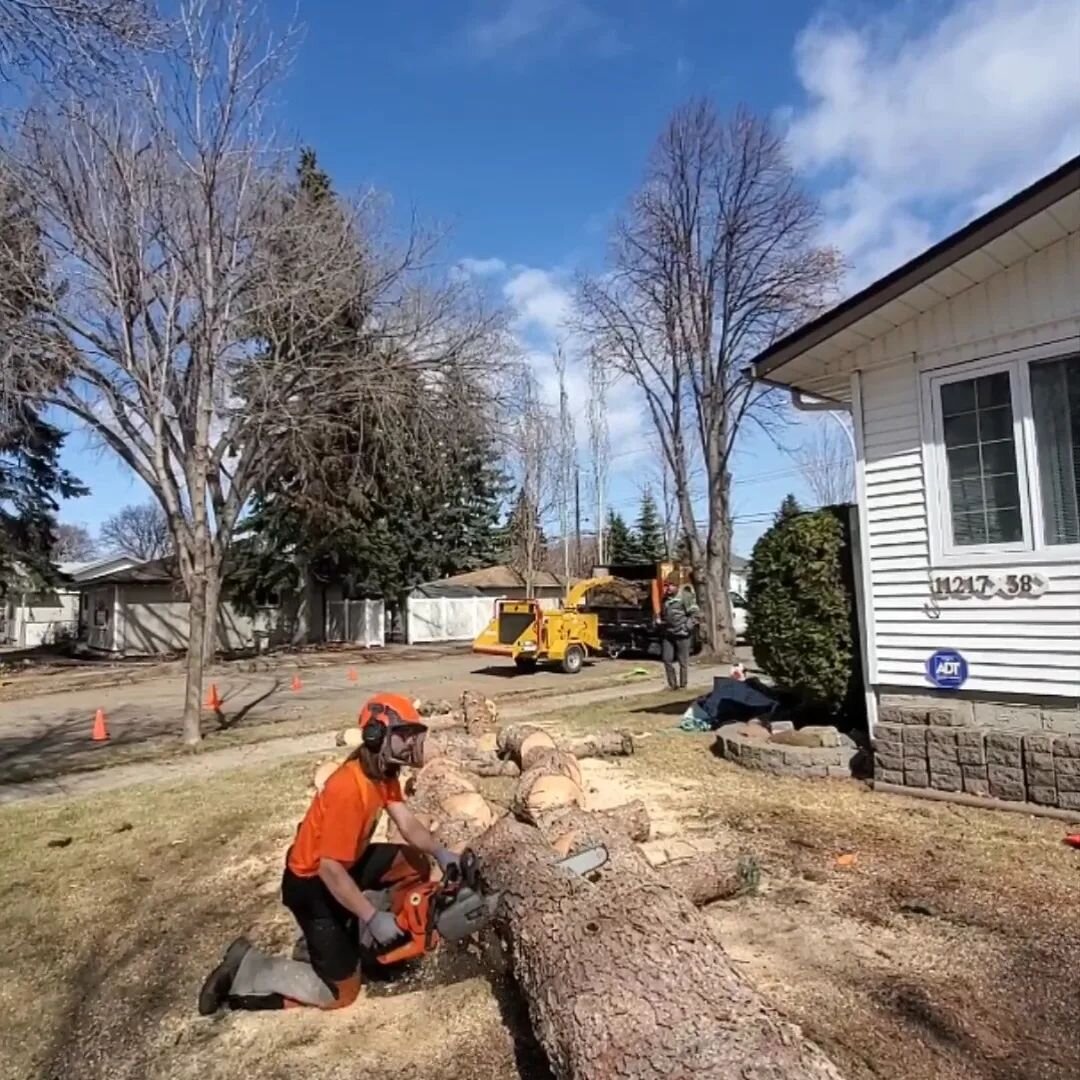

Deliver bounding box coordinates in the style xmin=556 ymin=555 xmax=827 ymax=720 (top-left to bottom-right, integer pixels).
xmin=561 ymin=645 xmax=585 ymax=674
xmin=514 ymin=657 xmax=537 ymax=673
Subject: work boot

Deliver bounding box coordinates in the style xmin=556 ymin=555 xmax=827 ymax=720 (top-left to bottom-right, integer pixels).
xmin=198 ymin=937 xmax=251 ymax=1016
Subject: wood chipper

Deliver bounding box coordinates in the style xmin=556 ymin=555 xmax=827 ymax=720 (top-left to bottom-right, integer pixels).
xmin=471 ymin=577 xmax=614 ymax=674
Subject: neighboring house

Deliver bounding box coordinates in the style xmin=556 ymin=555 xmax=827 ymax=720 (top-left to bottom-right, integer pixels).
xmin=423 ymin=566 xmax=569 ymax=606
xmin=2 ymin=556 xmax=137 ymax=648
xmin=750 ymin=155 xmax=1080 ymax=809
xmin=76 ymin=556 xmax=384 ymax=655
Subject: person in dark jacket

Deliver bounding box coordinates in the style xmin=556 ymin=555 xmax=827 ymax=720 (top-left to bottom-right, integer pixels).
xmin=660 ymin=582 xmax=700 ymax=689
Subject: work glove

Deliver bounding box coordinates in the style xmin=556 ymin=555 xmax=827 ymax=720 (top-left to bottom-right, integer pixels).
xmin=365 ymin=910 xmax=404 ymax=949
xmin=434 ymin=846 xmax=461 ymax=880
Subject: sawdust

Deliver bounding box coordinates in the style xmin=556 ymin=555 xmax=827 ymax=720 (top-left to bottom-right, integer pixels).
xmin=2 ymin=689 xmax=1079 ymax=1079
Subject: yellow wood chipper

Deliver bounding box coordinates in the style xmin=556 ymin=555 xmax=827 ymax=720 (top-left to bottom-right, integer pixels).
xmin=471 ymin=577 xmax=614 ymax=674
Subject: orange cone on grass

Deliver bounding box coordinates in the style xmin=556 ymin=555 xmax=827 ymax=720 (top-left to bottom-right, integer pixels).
xmin=91 ymin=708 xmax=110 ymax=742
xmin=291 ymin=673 xmax=303 ymax=692
xmin=204 ymin=683 xmax=223 ymax=711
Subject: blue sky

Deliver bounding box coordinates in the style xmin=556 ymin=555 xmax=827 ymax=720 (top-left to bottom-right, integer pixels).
xmin=58 ymin=0 xmax=1080 ymax=558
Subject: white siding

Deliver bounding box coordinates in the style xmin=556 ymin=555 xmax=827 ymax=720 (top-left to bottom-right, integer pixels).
xmin=854 ymin=230 xmax=1080 ymax=699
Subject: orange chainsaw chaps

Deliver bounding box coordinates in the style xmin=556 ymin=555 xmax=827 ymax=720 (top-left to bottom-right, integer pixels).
xmin=374 ymin=880 xmax=441 ymax=966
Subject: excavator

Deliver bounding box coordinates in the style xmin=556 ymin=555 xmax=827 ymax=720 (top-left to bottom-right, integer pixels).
xmin=471 ymin=561 xmax=696 ymax=674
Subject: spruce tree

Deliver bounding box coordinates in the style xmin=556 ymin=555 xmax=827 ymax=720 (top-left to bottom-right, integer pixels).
xmin=633 ymin=486 xmax=666 ymax=563
xmin=775 ymin=493 xmax=802 ymax=523
xmin=606 ymin=509 xmax=636 ymax=563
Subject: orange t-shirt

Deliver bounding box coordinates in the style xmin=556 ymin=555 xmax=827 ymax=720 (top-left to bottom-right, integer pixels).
xmin=286 ymin=760 xmax=403 ymax=878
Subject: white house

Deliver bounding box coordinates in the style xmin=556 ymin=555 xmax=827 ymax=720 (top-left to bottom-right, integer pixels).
xmin=1 ymin=555 xmax=137 ymax=648
xmin=751 ymin=155 xmax=1080 ymax=810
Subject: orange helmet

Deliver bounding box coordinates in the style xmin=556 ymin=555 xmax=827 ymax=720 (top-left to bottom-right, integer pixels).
xmin=358 ymin=692 xmax=428 ymax=773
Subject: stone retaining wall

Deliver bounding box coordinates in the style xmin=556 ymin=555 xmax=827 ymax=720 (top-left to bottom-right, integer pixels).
xmin=873 ymin=715 xmax=1080 ymax=810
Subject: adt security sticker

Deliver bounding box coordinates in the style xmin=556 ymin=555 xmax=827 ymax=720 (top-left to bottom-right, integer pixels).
xmin=927 ymin=650 xmax=968 ymax=689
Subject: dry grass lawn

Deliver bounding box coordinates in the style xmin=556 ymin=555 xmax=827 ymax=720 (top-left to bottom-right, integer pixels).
xmin=2 ymin=690 xmax=1079 ymax=1080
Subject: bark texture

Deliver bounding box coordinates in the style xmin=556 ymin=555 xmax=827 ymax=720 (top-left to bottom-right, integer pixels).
xmin=471 ymin=814 xmax=844 ymax=1080
xmin=513 ymin=751 xmax=586 ymax=824
xmin=653 ymin=852 xmax=757 ymax=906
xmin=564 ymin=730 xmax=635 ymax=760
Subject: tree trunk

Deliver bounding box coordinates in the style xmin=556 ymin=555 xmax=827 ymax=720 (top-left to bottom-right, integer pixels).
xmin=201 ymin=568 xmax=222 ymax=666
xmin=471 ymin=814 xmax=844 ymax=1080
xmin=182 ymin=572 xmax=208 ymax=746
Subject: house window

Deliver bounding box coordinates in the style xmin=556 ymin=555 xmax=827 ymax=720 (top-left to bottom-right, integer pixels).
xmin=940 ymin=371 xmax=1022 ymax=546
xmin=928 ymin=350 xmax=1080 ymax=559
xmin=1029 ymin=354 xmax=1080 ymax=546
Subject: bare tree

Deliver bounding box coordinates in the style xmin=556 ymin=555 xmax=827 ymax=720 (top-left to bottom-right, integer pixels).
xmin=795 ymin=420 xmax=854 ymax=506
xmin=0 ymin=0 xmax=163 ymax=88
xmin=578 ymin=102 xmax=841 ymax=655
xmin=99 ymin=500 xmax=171 ymax=560
xmin=553 ymin=346 xmax=575 ymax=580
xmin=586 ymin=348 xmax=609 ymax=566
xmin=54 ymin=522 xmax=96 ymax=561
xmin=505 ymin=369 xmax=555 ymax=597
xmin=2 ymin=0 xmax=499 ymax=743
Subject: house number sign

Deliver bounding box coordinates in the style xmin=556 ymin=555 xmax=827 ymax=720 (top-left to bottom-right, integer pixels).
xmin=930 ymin=572 xmax=1049 ymax=599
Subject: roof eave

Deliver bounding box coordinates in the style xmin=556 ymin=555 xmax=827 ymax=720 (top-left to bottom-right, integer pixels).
xmin=750 ymin=154 xmax=1080 ymax=384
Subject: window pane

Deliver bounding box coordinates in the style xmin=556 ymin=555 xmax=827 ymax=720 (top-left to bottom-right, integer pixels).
xmin=981 ymin=439 xmax=1018 ymax=476
xmin=977 ymin=371 xmax=1011 ymax=408
xmin=939 ymin=372 xmax=1021 ymax=547
xmin=943 ymin=410 xmax=978 ymax=448
xmin=978 ymin=405 xmax=1012 ymax=443
xmin=1031 ymin=353 xmax=1080 ymax=545
xmin=941 ymin=379 xmax=975 ymax=416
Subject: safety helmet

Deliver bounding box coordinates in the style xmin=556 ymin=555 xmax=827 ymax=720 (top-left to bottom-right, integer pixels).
xmin=359 ymin=692 xmax=428 ymax=773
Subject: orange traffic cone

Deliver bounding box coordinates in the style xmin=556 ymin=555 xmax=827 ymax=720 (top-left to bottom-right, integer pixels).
xmin=204 ymin=683 xmax=223 ymax=711
xmin=291 ymin=674 xmax=303 ymax=692
xmin=91 ymin=708 xmax=110 ymax=742
xmin=347 ymin=668 xmax=358 ymax=683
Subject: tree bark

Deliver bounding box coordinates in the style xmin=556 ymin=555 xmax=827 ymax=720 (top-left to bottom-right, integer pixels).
xmin=471 ymin=814 xmax=844 ymax=1080
xmin=654 ymin=851 xmax=755 ymax=906
xmin=182 ymin=572 xmax=207 ymax=746
xmin=563 ymin=731 xmax=635 ymax=760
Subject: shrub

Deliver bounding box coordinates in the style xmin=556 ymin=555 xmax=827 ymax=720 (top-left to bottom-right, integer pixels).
xmin=747 ymin=508 xmax=858 ymax=715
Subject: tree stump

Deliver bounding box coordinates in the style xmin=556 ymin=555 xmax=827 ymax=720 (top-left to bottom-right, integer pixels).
xmin=462 ymin=689 xmax=498 ymax=735
xmin=471 ymin=814 xmax=844 ymax=1080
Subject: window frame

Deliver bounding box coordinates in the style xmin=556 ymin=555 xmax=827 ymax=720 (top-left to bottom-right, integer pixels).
xmin=922 ymin=347 xmax=1080 ymax=567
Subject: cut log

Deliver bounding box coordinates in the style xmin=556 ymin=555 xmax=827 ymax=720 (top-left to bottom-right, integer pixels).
xmin=519 ymin=730 xmax=559 ymax=770
xmin=471 ymin=814 xmax=844 ymax=1080
xmin=512 ymin=751 xmax=586 ymax=825
xmin=461 ymin=689 xmax=498 ymax=735
xmin=440 ymin=791 xmax=496 ymax=832
xmin=654 ymin=851 xmax=759 ymax=906
xmin=407 ymin=759 xmax=478 ymax=816
xmin=563 ymin=730 xmax=635 ymax=760
xmin=496 ymin=723 xmax=547 ymax=760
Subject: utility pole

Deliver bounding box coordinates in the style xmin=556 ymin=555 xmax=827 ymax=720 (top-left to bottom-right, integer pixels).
xmin=574 ymin=466 xmax=582 ymax=576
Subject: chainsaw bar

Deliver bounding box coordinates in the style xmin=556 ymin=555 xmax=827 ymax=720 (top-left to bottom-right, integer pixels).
xmin=555 ymin=844 xmax=609 ymax=878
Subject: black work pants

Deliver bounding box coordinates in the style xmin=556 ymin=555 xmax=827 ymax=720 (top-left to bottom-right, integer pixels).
xmin=281 ymin=843 xmax=428 ymax=985
xmin=661 ymin=634 xmax=690 ymax=689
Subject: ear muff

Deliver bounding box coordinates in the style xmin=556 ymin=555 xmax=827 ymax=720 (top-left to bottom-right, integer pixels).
xmin=360 ymin=701 xmax=405 ymax=752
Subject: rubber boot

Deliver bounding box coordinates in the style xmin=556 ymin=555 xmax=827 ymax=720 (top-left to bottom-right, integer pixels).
xmin=228 ymin=945 xmax=336 ymax=1009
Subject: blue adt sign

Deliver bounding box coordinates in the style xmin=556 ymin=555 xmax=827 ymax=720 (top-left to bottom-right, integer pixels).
xmin=927 ymin=649 xmax=968 ymax=689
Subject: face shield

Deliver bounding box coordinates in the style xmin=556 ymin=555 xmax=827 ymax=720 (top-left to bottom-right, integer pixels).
xmin=376 ymin=723 xmax=428 ymax=773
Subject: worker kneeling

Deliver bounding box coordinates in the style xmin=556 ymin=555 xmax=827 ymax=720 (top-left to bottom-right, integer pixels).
xmin=198 ymin=693 xmax=460 ymax=1014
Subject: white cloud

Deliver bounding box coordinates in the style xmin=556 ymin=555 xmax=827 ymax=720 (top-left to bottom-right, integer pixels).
xmin=788 ymin=0 xmax=1080 ymax=288
xmin=456 ymin=256 xmax=507 ymax=277
xmin=462 ymin=0 xmax=624 ymax=59
xmin=503 ymin=266 xmax=573 ymax=340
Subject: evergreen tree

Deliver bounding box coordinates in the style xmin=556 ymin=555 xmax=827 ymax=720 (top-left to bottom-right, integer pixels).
xmin=605 ymin=509 xmax=636 ymax=563
xmin=633 ymin=485 xmax=666 ymax=563
xmin=232 ymin=151 xmax=507 ymax=621
xmin=0 ymin=176 xmax=85 ymax=592
xmin=775 ymin=493 xmax=802 ymax=524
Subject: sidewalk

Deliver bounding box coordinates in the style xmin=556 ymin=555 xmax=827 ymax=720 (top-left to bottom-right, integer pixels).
xmin=0 ymin=666 xmax=727 ymax=806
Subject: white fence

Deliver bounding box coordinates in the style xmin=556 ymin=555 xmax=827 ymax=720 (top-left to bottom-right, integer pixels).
xmin=405 ymin=596 xmax=497 ymax=644
xmin=325 ymin=599 xmax=385 ymax=647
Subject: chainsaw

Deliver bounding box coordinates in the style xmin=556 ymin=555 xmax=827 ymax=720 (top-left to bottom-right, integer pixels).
xmin=362 ymin=844 xmax=609 ymax=967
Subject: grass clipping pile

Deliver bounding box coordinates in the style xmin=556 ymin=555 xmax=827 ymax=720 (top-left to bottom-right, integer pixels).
xmin=392 ymin=716 xmax=846 ymax=1080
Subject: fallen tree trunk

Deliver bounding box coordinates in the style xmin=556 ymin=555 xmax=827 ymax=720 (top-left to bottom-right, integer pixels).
xmin=654 ymin=851 xmax=759 ymax=906
xmin=498 ymin=723 xmax=636 ymax=769
xmin=539 ymin=799 xmax=651 ymax=847
xmin=471 ymin=813 xmax=843 ymax=1079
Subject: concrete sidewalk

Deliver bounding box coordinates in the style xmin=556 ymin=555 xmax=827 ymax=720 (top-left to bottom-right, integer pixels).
xmin=0 ymin=666 xmax=727 ymax=806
